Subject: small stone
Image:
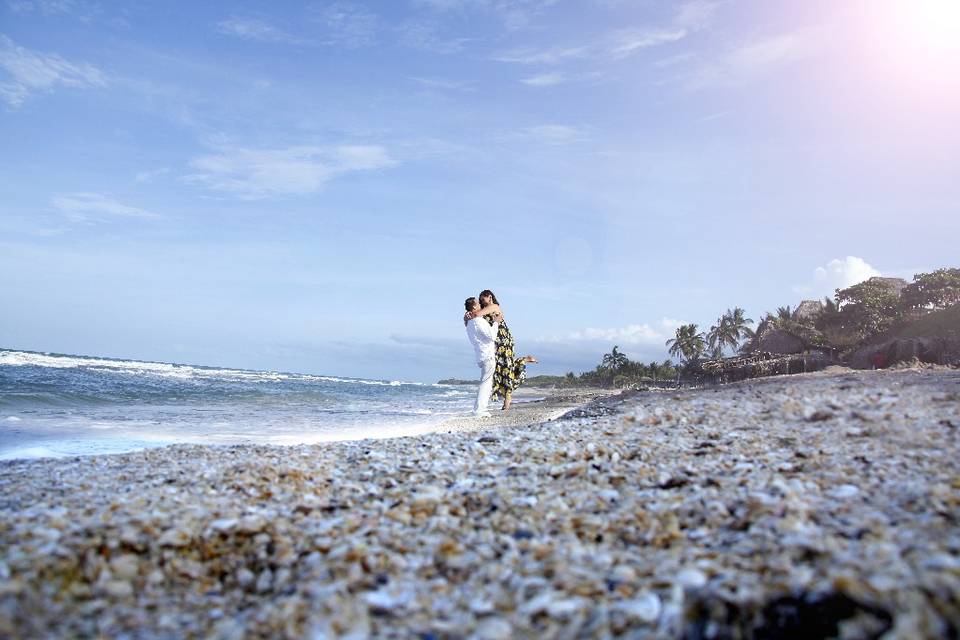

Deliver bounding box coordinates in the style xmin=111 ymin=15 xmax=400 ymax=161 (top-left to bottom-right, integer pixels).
xmin=676 ymin=568 xmax=707 ymax=589
xmin=598 ymin=489 xmax=620 ymax=504
xmin=617 ymin=592 xmax=661 ymax=623
xmin=109 ymin=554 xmax=140 ymax=580
xmin=236 ymin=568 xmax=255 ymax=588
xmin=158 ymin=527 xmax=191 ymax=547
xmin=364 ymin=588 xmax=407 ymax=614
xmin=474 ymin=617 xmax=512 ymax=640
xmin=236 ymin=515 xmax=267 ymax=534
xmin=209 ymin=518 xmax=238 ymax=533
xmin=546 ymin=598 xmax=582 ymax=618
xmin=829 ymin=485 xmax=860 ymax=499
xmin=255 ymin=569 xmax=273 ymax=593
xmin=103 ymin=580 xmax=133 ymax=598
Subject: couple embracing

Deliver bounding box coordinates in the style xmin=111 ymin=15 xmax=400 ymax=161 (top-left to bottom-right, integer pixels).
xmin=464 ymin=289 xmax=537 ymax=417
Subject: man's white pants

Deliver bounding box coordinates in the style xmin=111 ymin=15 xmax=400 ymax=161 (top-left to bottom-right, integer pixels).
xmin=474 ymin=358 xmax=495 ymax=416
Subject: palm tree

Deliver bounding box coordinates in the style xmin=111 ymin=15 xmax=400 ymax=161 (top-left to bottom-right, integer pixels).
xmin=666 ymin=324 xmax=706 ymax=363
xmin=726 ymin=307 xmax=754 ymax=348
xmin=706 ymin=316 xmax=726 ymax=359
xmin=772 ymin=306 xmax=793 ymax=329
xmin=648 ymin=361 xmax=659 ymax=381
xmin=601 ymin=345 xmax=629 ymax=372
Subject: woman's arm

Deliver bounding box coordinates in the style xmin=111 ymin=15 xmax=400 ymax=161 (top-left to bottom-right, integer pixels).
xmin=467 ymin=303 xmax=501 ymax=319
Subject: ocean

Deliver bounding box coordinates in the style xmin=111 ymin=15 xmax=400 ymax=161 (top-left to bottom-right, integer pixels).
xmin=0 ymin=348 xmax=492 ymax=461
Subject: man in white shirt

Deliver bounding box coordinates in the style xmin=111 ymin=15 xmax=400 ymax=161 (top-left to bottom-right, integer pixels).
xmin=464 ymin=296 xmax=499 ymax=417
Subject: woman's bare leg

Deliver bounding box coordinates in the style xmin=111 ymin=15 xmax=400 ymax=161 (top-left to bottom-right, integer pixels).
xmin=524 ymin=355 xmax=538 ymax=363
xmin=502 ymin=390 xmax=512 ymax=411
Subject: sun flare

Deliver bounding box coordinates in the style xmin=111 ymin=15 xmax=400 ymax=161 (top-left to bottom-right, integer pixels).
xmin=882 ymin=0 xmax=960 ymax=53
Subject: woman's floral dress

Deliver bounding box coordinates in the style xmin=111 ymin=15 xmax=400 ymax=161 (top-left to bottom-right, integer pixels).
xmin=486 ymin=316 xmax=527 ymax=401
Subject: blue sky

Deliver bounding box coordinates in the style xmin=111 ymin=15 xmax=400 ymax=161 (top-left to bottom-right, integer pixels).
xmin=1 ymin=0 xmax=958 ymax=382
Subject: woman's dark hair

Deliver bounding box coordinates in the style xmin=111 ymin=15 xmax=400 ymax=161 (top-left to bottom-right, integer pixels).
xmin=478 ymin=290 xmax=499 ymax=307
xmin=464 ymin=297 xmax=477 ymax=312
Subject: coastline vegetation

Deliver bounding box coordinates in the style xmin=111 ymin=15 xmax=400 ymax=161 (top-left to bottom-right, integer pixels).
xmin=442 ymin=267 xmax=959 ymax=388
xmin=667 ymin=266 xmax=960 ymax=370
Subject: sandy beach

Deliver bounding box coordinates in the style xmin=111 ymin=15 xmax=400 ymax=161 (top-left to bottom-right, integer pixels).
xmin=1 ymin=367 xmax=959 ymax=638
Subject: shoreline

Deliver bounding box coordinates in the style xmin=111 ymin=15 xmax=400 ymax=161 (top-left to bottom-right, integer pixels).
xmin=2 ymin=367 xmax=958 ymax=637
xmin=0 ymin=387 xmax=619 ymax=462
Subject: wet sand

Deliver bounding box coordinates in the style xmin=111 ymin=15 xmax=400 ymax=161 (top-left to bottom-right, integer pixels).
xmin=436 ymin=387 xmax=621 ymax=433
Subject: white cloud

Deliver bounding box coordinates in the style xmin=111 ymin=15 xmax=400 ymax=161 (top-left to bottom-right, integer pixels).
xmin=0 ymin=35 xmax=107 ymax=107
xmin=494 ymin=1 xmax=715 ymax=66
xmin=685 ymin=26 xmax=826 ymax=89
xmin=540 ymin=317 xmax=686 ymax=346
xmin=311 ymin=2 xmax=379 ymax=48
xmin=493 ymin=45 xmax=588 ymax=65
xmin=215 ymin=17 xmax=313 ymax=45
xmin=396 ymin=19 xmax=472 ymax=53
xmin=795 ymin=256 xmax=882 ymax=297
xmin=525 ymin=124 xmax=583 ymax=144
xmin=7 ymin=0 xmax=98 ymax=19
xmin=135 ymin=167 xmax=170 ymax=183
xmin=182 ymin=144 xmax=397 ymax=199
xmin=414 ymin=0 xmax=558 ymax=30
xmin=408 ymin=76 xmax=474 ymax=91
xmin=607 ymin=27 xmax=687 ymax=59
xmin=521 ymin=71 xmax=566 ymax=86
xmin=51 ymin=193 xmax=161 ymax=222
xmin=674 ymin=1 xmax=718 ymax=30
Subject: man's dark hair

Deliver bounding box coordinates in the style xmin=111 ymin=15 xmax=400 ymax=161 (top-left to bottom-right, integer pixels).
xmin=464 ymin=297 xmax=477 ymax=312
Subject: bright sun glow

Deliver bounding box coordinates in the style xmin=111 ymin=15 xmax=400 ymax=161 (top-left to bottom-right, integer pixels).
xmin=883 ymin=0 xmax=960 ymax=53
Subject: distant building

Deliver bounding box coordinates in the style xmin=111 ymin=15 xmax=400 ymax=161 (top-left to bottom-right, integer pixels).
xmin=793 ymin=300 xmax=824 ymax=324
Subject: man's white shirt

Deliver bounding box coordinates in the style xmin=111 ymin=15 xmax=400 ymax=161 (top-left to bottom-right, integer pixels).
xmin=466 ymin=317 xmax=499 ymax=364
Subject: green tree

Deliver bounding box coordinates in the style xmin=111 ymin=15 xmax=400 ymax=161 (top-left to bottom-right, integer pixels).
xmin=726 ymin=307 xmax=754 ymax=347
xmin=601 ymin=345 xmax=629 ymax=373
xmin=815 ymin=296 xmax=841 ymax=330
xmin=706 ymin=317 xmax=726 ymax=359
xmin=660 ymin=360 xmax=677 ymax=380
xmin=772 ymin=306 xmax=793 ymax=328
xmin=900 ymin=268 xmax=960 ymax=311
xmin=706 ymin=307 xmax=754 ymax=358
xmin=666 ymin=324 xmax=706 ymax=363
xmin=835 ymin=280 xmax=902 ymax=337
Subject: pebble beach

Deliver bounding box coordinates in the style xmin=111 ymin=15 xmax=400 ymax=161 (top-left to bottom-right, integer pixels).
xmin=2 ymin=367 xmax=959 ymax=638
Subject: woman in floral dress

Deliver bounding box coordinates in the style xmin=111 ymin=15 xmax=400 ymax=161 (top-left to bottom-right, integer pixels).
xmin=466 ymin=289 xmax=537 ymax=410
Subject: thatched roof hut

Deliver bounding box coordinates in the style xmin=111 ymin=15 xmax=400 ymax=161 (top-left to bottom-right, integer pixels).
xmin=758 ymin=329 xmax=806 ymax=355
xmin=793 ymin=300 xmax=824 ymax=323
